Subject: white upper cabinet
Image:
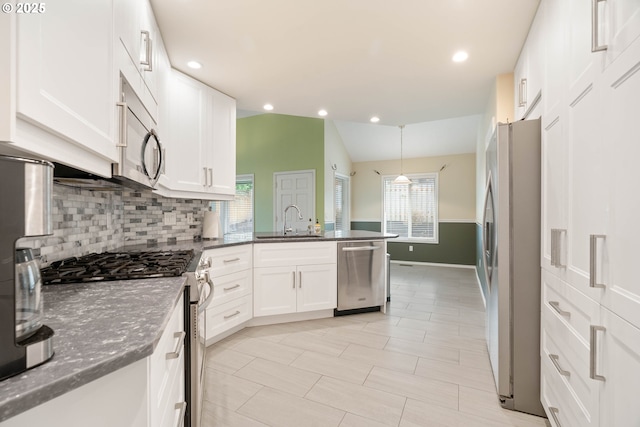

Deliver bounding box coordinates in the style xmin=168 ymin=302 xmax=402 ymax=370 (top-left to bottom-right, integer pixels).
xmin=602 ymin=0 xmax=640 ymax=66
xmin=0 ymin=1 xmax=118 ymax=177
xmin=114 ymin=0 xmax=161 ymax=120
xmin=156 ymin=69 xmax=236 ymax=200
xmin=514 ymin=1 xmax=544 ymax=120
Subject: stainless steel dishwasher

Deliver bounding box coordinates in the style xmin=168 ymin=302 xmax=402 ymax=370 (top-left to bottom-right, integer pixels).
xmin=336 ymin=240 xmax=385 ymax=314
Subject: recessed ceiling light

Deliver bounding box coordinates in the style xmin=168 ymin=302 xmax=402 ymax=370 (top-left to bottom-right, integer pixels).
xmin=452 ymin=51 xmax=469 ymax=63
xmin=187 ymin=61 xmax=202 ymax=69
xmin=263 ymin=104 xmax=274 ymax=111
xmin=370 ymin=116 xmax=380 ymax=123
xmin=318 ymin=109 xmax=328 ymax=117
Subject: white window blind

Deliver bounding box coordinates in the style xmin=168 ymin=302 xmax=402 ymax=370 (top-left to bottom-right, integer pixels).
xmin=334 ymin=174 xmax=349 ymax=232
xmin=211 ymin=175 xmax=254 ymax=235
xmin=383 ymin=174 xmax=438 ymax=242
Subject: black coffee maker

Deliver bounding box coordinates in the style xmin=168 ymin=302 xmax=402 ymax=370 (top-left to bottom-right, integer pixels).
xmin=1 ymin=155 xmax=55 ymax=381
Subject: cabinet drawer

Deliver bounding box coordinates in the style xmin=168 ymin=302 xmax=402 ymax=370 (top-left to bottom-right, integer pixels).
xmin=254 ymin=241 xmax=337 ymax=268
xmin=206 ymin=294 xmax=252 ymax=340
xmin=541 ymin=353 xmax=595 ymax=427
xmin=541 ymin=309 xmax=598 ymax=424
xmin=203 ymin=245 xmax=252 ymax=278
xmin=149 ymin=294 xmax=185 ymax=413
xmin=156 ymin=353 xmax=186 ymax=427
xmin=542 ymin=269 xmax=600 ymax=344
xmin=210 ymin=269 xmax=251 ymax=308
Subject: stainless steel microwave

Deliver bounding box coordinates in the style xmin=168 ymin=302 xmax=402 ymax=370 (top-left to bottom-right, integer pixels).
xmin=113 ymin=78 xmax=163 ymax=189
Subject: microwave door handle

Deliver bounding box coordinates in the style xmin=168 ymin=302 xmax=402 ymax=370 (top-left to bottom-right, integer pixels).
xmin=141 ymin=130 xmax=163 ymax=186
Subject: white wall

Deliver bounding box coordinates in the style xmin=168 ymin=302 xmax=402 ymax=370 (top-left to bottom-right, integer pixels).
xmin=323 ymin=120 xmax=353 ymax=224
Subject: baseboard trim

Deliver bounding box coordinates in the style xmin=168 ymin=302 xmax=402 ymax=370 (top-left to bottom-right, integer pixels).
xmin=390 ymin=260 xmax=475 ymax=270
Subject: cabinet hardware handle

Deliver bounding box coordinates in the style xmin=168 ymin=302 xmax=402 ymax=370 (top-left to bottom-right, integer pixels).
xmin=549 ymin=407 xmax=562 ymax=427
xmin=116 ymin=101 xmax=127 ymax=148
xmin=549 ymin=354 xmax=570 ymax=377
xmin=140 ymin=30 xmax=153 ymax=71
xmin=175 ymin=401 xmax=187 ymax=427
xmin=223 ymin=257 xmax=240 ymax=263
xmin=519 ymin=78 xmax=527 ymax=107
xmin=589 ymin=325 xmax=606 ymax=381
xmin=589 ymin=234 xmax=606 ymax=288
xmin=203 ymin=167 xmax=208 ymax=186
xmin=299 ymin=271 xmax=302 ymax=288
xmin=224 ymin=284 xmax=241 ymax=291
xmin=551 ymin=229 xmax=566 ymax=268
xmin=208 ymin=168 xmax=213 ymax=187
xmin=591 ymin=0 xmax=608 ymax=52
xmin=166 ymin=331 xmax=186 ymax=359
xmin=549 ymin=301 xmax=571 ymax=317
xmin=223 ymin=310 xmax=241 ymax=320
xmin=292 ymin=271 xmax=296 ymax=289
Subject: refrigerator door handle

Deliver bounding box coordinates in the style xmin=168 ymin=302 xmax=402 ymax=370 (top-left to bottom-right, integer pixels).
xmin=481 ymin=174 xmax=494 ymax=287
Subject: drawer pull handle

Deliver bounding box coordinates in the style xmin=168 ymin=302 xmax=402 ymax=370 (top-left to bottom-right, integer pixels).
xmin=224 ymin=310 xmax=241 ymax=320
xmin=591 ymin=0 xmax=608 ymax=52
xmin=589 ymin=234 xmax=606 ymax=288
xmin=549 ymin=407 xmax=562 ymax=427
xmin=175 ymin=401 xmax=187 ymax=427
xmin=590 ymin=325 xmax=606 ymax=381
xmin=224 ymin=284 xmax=241 ymax=291
xmin=223 ymin=257 xmax=240 ymax=263
xmin=292 ymin=271 xmax=296 ymax=289
xmin=166 ymin=331 xmax=186 ymax=359
xmin=550 ymin=229 xmax=566 ymax=268
xmin=299 ymin=271 xmax=302 ymax=288
xmin=549 ymin=354 xmax=570 ymax=377
xmin=549 ymin=301 xmax=571 ymax=317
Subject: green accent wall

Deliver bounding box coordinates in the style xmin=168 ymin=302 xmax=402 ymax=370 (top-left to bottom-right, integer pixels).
xmin=350 ymin=221 xmax=382 ymax=232
xmin=386 ymin=222 xmax=476 ymax=265
xmin=236 ymin=114 xmax=325 ymax=232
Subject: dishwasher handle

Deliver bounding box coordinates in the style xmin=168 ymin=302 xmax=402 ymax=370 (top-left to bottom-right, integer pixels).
xmin=341 ymin=246 xmax=382 ymax=252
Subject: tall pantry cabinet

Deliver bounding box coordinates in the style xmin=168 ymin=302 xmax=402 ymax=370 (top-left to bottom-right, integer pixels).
xmin=524 ymin=0 xmax=640 ymax=425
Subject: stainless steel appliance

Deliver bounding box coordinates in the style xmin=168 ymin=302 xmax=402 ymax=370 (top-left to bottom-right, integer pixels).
xmin=0 ymin=155 xmax=55 ymax=381
xmin=185 ymin=258 xmax=215 ymax=427
xmin=113 ymin=78 xmax=163 ymax=189
xmin=336 ymin=240 xmax=385 ymax=314
xmin=481 ymin=119 xmax=544 ymax=416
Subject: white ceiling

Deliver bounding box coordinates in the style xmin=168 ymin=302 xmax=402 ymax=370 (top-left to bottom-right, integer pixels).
xmin=150 ymin=0 xmax=539 ymax=161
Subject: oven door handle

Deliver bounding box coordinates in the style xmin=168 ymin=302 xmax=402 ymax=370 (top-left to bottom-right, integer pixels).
xmin=198 ymin=273 xmax=215 ymax=314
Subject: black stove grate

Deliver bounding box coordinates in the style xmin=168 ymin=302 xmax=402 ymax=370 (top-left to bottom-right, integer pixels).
xmin=41 ymin=250 xmax=195 ymax=285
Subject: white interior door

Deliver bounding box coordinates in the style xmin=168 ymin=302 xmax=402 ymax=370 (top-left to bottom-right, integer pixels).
xmin=274 ymin=170 xmax=315 ymax=233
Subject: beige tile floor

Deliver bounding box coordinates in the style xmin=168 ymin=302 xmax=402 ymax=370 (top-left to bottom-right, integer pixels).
xmin=201 ymin=263 xmax=549 ymax=427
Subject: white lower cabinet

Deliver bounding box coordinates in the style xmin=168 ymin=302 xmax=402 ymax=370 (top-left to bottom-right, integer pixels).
xmin=203 ymin=245 xmax=253 ymax=344
xmin=253 ymin=242 xmax=337 ymax=318
xmin=1 ymin=295 xmax=185 ymax=427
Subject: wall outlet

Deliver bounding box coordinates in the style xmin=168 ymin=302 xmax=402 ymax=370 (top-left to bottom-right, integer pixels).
xmin=164 ymin=212 xmax=177 ymax=226
xmin=409 ymin=245 xmax=413 ymax=252
xmin=186 ymin=212 xmax=194 ymax=224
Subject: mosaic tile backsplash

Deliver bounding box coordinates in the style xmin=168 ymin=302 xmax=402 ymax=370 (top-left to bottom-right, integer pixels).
xmin=26 ymin=181 xmax=210 ymax=266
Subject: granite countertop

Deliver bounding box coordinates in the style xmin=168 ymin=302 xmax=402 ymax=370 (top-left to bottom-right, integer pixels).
xmin=123 ymin=230 xmax=397 ymax=253
xmin=0 ymin=275 xmax=187 ymax=423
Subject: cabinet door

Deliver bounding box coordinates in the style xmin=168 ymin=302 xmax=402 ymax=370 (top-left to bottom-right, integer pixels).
xmin=297 ymin=264 xmax=337 ymax=313
xmin=16 ymin=0 xmax=117 ymax=164
xmin=253 ymin=266 xmax=297 ymax=317
xmin=114 ymin=0 xmax=142 ymax=68
xmin=603 ymin=0 xmax=640 ymax=66
xmin=600 ymin=37 xmax=640 ymax=329
xmin=541 ymin=108 xmax=568 ymax=277
xmin=208 ymin=89 xmax=236 ymax=196
xmin=597 ymin=307 xmax=640 ymax=426
xmin=164 ymin=70 xmax=207 ymax=192
xmin=543 ymin=0 xmax=567 ymax=116
xmin=514 ymin=52 xmax=528 ymax=120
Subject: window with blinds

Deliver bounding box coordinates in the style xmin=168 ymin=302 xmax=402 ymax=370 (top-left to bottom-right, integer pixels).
xmin=382 ymin=174 xmax=438 ymax=242
xmin=334 ymin=174 xmax=349 ymax=232
xmin=211 ymin=174 xmax=254 ymax=235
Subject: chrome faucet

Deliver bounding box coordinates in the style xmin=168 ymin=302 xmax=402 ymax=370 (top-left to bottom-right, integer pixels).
xmin=283 ymin=204 xmax=303 ymax=234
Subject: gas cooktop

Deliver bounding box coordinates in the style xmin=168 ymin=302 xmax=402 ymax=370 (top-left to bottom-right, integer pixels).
xmin=41 ymin=250 xmax=195 ymax=285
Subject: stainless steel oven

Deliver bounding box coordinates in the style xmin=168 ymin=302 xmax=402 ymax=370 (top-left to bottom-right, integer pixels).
xmin=184 ymin=256 xmax=214 ymax=427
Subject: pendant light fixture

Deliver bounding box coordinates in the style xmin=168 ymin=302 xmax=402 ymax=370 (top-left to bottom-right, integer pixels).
xmin=393 ymin=125 xmax=411 ymax=184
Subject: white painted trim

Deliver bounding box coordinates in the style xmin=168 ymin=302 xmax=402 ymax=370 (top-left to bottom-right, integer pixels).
xmin=273 ymin=169 xmax=316 ymax=232
xmin=439 ymin=219 xmax=476 ymax=223
xmin=390 ymin=260 xmax=475 ymax=269
xmin=247 ymin=309 xmax=334 ymax=327
xmin=350 ymin=218 xmax=382 ymax=222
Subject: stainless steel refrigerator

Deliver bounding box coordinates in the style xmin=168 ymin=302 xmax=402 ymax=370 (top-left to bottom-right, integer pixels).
xmin=481 ymin=119 xmax=544 ymax=417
